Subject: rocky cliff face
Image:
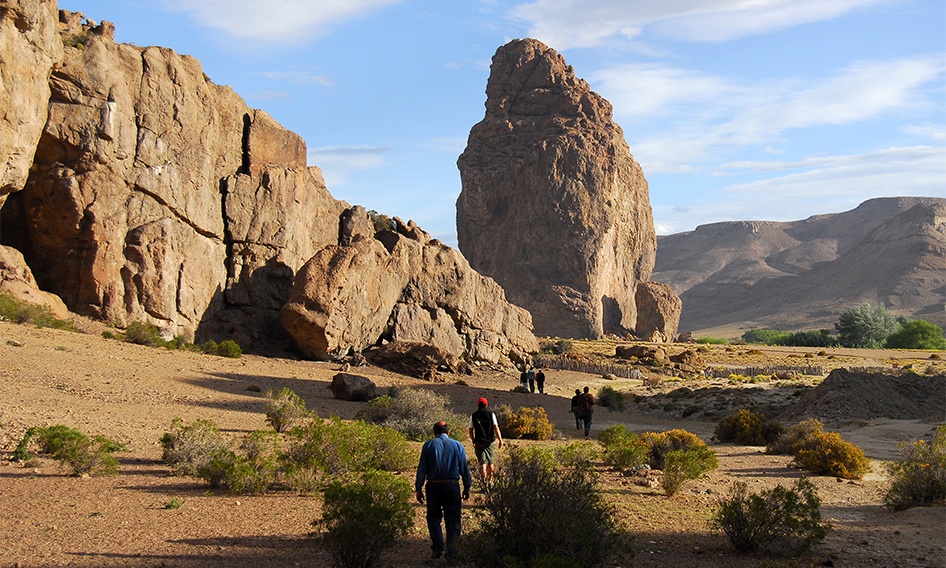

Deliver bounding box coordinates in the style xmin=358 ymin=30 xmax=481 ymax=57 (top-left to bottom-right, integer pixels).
xmin=457 ymin=38 xmax=663 ymax=339
xmin=653 ymin=197 xmax=946 ymax=333
xmin=0 ymin=4 xmax=538 ymax=364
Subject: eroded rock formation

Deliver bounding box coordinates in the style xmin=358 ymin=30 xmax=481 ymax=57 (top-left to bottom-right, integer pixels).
xmin=457 ymin=38 xmax=669 ymax=339
xmin=281 ymin=209 xmax=538 ymax=364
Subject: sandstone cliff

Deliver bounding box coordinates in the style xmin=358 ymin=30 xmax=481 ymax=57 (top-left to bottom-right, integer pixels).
xmin=0 ymin=3 xmax=538 ymax=364
xmin=653 ymin=197 xmax=946 ymax=334
xmin=457 ymin=38 xmax=668 ymax=340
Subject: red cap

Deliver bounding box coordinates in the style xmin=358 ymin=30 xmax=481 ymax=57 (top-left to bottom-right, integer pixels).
xmin=478 ymin=397 xmax=488 ymax=406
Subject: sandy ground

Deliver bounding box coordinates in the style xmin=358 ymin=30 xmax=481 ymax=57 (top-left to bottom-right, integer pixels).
xmin=1 ymin=320 xmax=944 ymax=568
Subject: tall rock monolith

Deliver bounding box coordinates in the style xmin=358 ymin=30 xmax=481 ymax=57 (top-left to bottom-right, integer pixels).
xmin=457 ymin=38 xmax=660 ymax=339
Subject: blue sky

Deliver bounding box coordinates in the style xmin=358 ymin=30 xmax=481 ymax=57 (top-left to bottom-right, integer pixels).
xmin=60 ymin=0 xmax=945 ymax=246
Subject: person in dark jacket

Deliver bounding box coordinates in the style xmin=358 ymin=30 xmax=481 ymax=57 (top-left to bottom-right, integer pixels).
xmin=570 ymin=389 xmax=582 ymax=430
xmin=468 ymin=397 xmax=504 ymax=488
xmin=579 ymin=386 xmax=595 ymax=437
xmin=416 ymin=421 xmax=472 ymax=561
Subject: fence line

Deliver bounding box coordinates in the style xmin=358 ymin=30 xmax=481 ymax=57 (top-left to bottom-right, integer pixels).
xmin=704 ymin=365 xmax=825 ymax=378
xmin=534 ymin=355 xmax=642 ymax=379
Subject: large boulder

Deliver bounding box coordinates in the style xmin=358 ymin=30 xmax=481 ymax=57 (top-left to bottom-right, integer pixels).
xmin=0 ymin=0 xmax=63 ymax=203
xmin=0 ymin=244 xmax=69 ymax=319
xmin=635 ymin=282 xmax=682 ymax=342
xmin=330 ymin=373 xmax=378 ymax=402
xmin=456 ymin=38 xmax=657 ymax=339
xmin=0 ymin=11 xmax=344 ymax=349
xmin=281 ymin=209 xmax=539 ymax=366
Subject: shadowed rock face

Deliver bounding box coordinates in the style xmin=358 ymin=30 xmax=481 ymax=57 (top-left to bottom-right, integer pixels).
xmin=457 ymin=38 xmax=657 ymax=339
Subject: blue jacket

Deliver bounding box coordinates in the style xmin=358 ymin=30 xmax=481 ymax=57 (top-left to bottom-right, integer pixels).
xmin=415 ymin=433 xmax=472 ymax=493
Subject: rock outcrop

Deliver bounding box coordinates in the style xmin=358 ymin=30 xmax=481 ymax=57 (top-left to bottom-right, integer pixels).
xmin=281 ymin=209 xmax=538 ymax=365
xmin=635 ymin=282 xmax=682 ymax=343
xmin=457 ymin=38 xmax=666 ymax=339
xmin=0 ymin=9 xmax=343 ymax=349
xmin=0 ymin=0 xmax=63 ymax=202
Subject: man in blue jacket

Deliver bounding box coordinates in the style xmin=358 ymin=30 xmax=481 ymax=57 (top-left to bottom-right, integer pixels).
xmin=416 ymin=421 xmax=472 ymax=561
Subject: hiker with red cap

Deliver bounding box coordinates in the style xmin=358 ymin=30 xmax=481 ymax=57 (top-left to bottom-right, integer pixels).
xmin=468 ymin=397 xmax=504 ymax=489
xmin=416 ymin=420 xmax=472 ymax=562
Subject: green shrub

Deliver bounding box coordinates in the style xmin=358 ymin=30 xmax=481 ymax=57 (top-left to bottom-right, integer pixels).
xmin=596 ymin=386 xmax=625 ymax=412
xmin=885 ymin=320 xmax=946 ymax=350
xmin=696 ymin=337 xmax=728 ymax=345
xmin=0 ymin=291 xmax=75 ymax=331
xmin=223 ymin=430 xmax=281 ymax=494
xmin=200 ymin=340 xmax=219 ymax=354
xmin=160 ymin=418 xmax=232 ymax=478
xmin=540 ymin=338 xmax=575 ymax=355
xmin=355 ymin=387 xmax=464 ymax=442
xmin=711 ymin=477 xmax=830 ymax=553
xmin=366 ymin=209 xmax=396 ymax=233
xmin=497 ymin=405 xmax=553 ymax=440
xmin=661 ymin=445 xmax=718 ymax=496
xmin=125 ymin=320 xmax=161 ymax=346
xmin=216 ymin=339 xmax=242 ymax=358
xmin=884 ymin=424 xmax=946 ymax=510
xmin=640 ymin=429 xmax=708 ymax=470
xmin=13 ymin=425 xmax=125 ymax=476
xmin=597 ymin=425 xmax=648 ymax=470
xmin=64 ymin=29 xmax=94 ymax=48
xmin=715 ymin=409 xmax=785 ymax=446
xmin=314 ymin=470 xmax=414 ymax=568
xmin=265 ymin=388 xmax=308 ymax=433
xmin=776 ymin=329 xmax=839 ymax=348
xmin=793 ymin=431 xmax=871 ymax=479
xmin=554 ymin=440 xmax=602 ymax=470
xmin=836 ymin=302 xmax=900 ymax=348
xmin=460 ymin=447 xmax=629 ymax=568
xmin=742 ymin=329 xmax=790 ymax=345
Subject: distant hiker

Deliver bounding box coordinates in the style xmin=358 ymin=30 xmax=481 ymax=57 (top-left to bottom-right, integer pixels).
xmin=536 ymin=368 xmax=546 ymax=394
xmin=468 ymin=397 xmax=504 ymax=488
xmin=527 ymin=367 xmax=537 ymax=393
xmin=570 ymin=389 xmax=582 ymax=430
xmin=578 ymin=386 xmax=595 ymax=437
xmin=520 ymin=367 xmax=529 ymax=391
xmin=416 ymin=421 xmax=472 ymax=561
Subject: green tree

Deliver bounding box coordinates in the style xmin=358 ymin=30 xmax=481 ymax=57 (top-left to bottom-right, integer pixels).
xmin=835 ymin=303 xmax=900 ymax=348
xmin=885 ymin=320 xmax=946 ymax=350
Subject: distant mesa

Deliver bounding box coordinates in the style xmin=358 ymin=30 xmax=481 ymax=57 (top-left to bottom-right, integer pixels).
xmin=457 ymin=38 xmax=679 ymax=341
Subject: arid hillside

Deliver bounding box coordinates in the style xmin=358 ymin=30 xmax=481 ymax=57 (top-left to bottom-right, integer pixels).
xmin=653 ymin=197 xmax=946 ymax=337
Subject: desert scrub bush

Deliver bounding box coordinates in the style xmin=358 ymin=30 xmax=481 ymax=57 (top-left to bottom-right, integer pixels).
xmin=197 ymin=339 xmax=242 ymax=358
xmin=768 ymin=419 xmax=871 ymax=479
xmin=14 ymin=425 xmax=125 ymax=476
xmin=715 ymin=409 xmax=786 ymax=446
xmin=696 ymin=337 xmax=728 ymax=345
xmin=282 ymin=417 xmax=413 ymax=491
xmin=640 ymin=429 xmax=708 ymax=470
xmin=597 ymin=424 xmax=648 ymax=470
xmin=314 ymin=470 xmax=414 ymax=568
xmin=661 ymin=445 xmax=719 ymax=496
xmin=63 ymin=29 xmax=94 ymax=48
xmin=776 ymin=329 xmax=839 ymax=348
xmin=497 ymin=405 xmax=553 ymax=440
xmin=540 ymin=337 xmax=575 ymax=355
xmin=0 ymin=291 xmax=75 ymax=331
xmin=884 ymin=424 xmax=946 ymax=510
xmin=711 ymin=477 xmax=830 ymax=554
xmin=596 ymin=385 xmax=625 ymax=412
xmin=885 ymin=319 xmax=946 ymax=350
xmin=223 ymin=430 xmax=282 ymax=494
xmin=160 ymin=417 xmax=232 ymax=479
xmin=460 ymin=446 xmax=630 ymax=568
xmin=125 ymin=320 xmax=162 ymax=345
xmin=367 ymin=209 xmax=396 ymax=233
xmin=265 ymin=387 xmax=308 ymax=433
xmin=742 ymin=329 xmax=790 ymax=345
xmin=554 ymin=440 xmax=602 ymax=470
xmin=355 ymin=387 xmax=465 ymax=442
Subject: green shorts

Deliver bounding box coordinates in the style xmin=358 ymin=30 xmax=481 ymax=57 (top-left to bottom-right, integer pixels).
xmin=474 ymin=441 xmax=496 ymax=465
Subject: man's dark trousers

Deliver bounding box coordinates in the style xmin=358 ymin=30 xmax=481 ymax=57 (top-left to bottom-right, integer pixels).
xmin=426 ymin=481 xmax=462 ymax=556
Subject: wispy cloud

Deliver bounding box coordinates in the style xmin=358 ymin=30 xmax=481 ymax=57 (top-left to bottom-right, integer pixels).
xmin=594 ymin=56 xmax=946 ymax=172
xmin=158 ymin=0 xmax=406 ymax=43
xmin=308 ymin=146 xmax=390 ymax=186
xmin=260 ymin=70 xmax=335 ymax=86
xmin=512 ymin=0 xmax=891 ymax=50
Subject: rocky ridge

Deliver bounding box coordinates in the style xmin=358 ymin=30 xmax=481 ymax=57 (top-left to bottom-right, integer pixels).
xmin=0 ymin=3 xmax=538 ymax=366
xmin=457 ymin=39 xmax=677 ymax=341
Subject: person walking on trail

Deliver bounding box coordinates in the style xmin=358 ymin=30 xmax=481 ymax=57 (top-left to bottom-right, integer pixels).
xmin=416 ymin=421 xmax=472 ymax=561
xmin=468 ymin=397 xmax=504 ymax=488
xmin=536 ymin=368 xmax=546 ymax=394
xmin=527 ymin=367 xmax=537 ymax=393
xmin=579 ymin=386 xmax=595 ymax=437
xmin=570 ymin=389 xmax=582 ymax=430
xmin=519 ymin=367 xmax=529 ymax=391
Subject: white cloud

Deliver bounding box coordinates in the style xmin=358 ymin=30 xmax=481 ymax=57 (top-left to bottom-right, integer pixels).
xmin=260 ymin=70 xmax=335 ymax=86
xmin=598 ymin=56 xmax=946 ymax=171
xmin=307 ymin=146 xmax=390 ymax=187
xmin=902 ymin=123 xmax=946 ymax=141
xmin=512 ymin=0 xmax=890 ymax=50
xmin=159 ymin=0 xmax=406 ymax=43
